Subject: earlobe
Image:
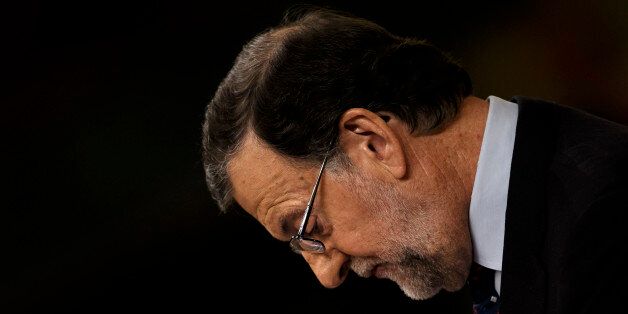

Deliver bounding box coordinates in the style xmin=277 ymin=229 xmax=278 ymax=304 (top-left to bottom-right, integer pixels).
xmin=338 ymin=108 xmax=407 ymax=179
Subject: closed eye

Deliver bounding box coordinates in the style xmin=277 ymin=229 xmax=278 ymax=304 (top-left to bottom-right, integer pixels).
xmin=304 ymin=215 xmax=322 ymax=237
xmin=277 ymin=210 xmax=304 ymax=240
xmin=276 ymin=209 xmax=322 ymax=240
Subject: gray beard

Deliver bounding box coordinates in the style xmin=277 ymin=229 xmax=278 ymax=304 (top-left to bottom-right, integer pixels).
xmin=350 ymin=247 xmax=447 ymax=300
xmin=336 ymin=165 xmax=450 ymax=300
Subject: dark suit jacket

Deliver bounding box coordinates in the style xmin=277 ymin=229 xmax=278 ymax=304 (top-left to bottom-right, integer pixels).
xmin=500 ymin=97 xmax=628 ymax=313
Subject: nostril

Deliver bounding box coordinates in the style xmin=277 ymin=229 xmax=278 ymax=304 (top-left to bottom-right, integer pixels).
xmin=340 ymin=262 xmax=350 ymax=278
xmin=338 ymin=263 xmax=351 ymax=285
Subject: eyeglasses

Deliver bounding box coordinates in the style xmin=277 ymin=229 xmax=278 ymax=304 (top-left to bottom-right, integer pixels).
xmin=289 ymin=156 xmax=328 ymax=254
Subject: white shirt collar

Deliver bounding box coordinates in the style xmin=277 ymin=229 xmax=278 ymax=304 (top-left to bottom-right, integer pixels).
xmin=469 ymin=95 xmax=519 ymax=271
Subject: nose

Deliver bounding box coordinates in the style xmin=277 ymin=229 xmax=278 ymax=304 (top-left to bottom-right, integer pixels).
xmin=302 ymin=249 xmax=350 ymax=288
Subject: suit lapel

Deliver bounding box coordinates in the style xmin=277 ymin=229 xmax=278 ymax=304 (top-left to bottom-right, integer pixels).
xmin=500 ymin=97 xmax=558 ymax=313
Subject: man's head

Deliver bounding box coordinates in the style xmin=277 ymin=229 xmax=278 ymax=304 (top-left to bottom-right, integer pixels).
xmin=202 ymin=8 xmax=481 ymax=300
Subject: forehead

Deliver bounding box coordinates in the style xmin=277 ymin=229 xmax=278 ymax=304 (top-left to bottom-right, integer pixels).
xmin=227 ymin=133 xmax=309 ymax=220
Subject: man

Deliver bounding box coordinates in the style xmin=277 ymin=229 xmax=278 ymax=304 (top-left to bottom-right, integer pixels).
xmin=202 ymin=7 xmax=628 ymax=313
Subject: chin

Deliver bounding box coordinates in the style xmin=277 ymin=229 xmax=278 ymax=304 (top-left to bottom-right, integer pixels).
xmin=442 ymin=277 xmax=467 ymax=292
xmin=386 ymin=267 xmax=444 ymax=301
xmin=386 ymin=260 xmax=469 ymax=301
xmin=398 ymin=283 xmax=442 ymax=301
xmin=442 ymin=260 xmax=472 ymax=292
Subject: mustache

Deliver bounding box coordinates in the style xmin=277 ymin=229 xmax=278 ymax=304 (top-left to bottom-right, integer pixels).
xmin=349 ymin=248 xmax=433 ymax=278
xmin=349 ymin=256 xmax=387 ymax=278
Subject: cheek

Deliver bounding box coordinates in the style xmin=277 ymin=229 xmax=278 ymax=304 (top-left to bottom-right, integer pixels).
xmin=324 ymin=173 xmax=406 ymax=256
xmin=325 ymin=199 xmax=383 ymax=255
xmin=331 ymin=205 xmax=405 ymax=256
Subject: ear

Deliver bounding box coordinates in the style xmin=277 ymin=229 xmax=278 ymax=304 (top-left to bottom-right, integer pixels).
xmin=338 ymin=108 xmax=407 ymax=179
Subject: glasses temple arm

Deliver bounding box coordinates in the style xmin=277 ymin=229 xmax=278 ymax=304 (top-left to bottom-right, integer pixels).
xmin=296 ymin=156 xmax=329 ymax=236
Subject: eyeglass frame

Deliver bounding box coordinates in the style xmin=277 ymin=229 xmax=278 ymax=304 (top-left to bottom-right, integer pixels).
xmin=289 ymin=155 xmax=329 ymax=254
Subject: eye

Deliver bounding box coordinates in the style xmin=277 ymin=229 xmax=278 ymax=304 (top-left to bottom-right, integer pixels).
xmin=304 ymin=216 xmax=319 ymax=235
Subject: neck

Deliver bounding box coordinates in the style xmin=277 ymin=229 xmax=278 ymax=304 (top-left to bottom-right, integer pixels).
xmin=451 ymin=96 xmax=489 ymax=195
xmin=404 ymin=95 xmax=489 ymax=200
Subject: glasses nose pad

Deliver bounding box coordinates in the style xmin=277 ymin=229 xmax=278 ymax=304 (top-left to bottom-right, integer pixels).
xmin=289 ymin=237 xmax=303 ymax=254
xmin=290 ymin=237 xmax=325 ymax=254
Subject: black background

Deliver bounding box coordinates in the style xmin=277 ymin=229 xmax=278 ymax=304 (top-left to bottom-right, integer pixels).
xmin=4 ymin=0 xmax=627 ymax=313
